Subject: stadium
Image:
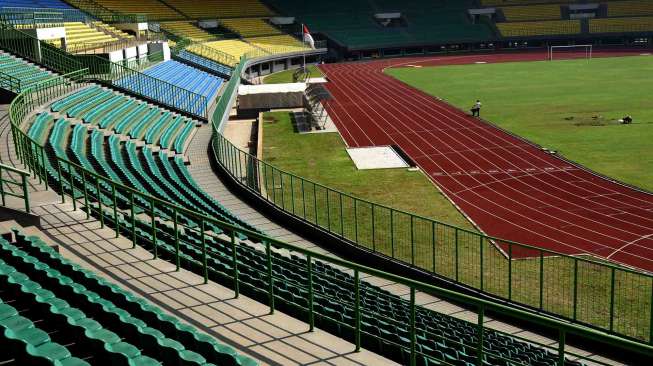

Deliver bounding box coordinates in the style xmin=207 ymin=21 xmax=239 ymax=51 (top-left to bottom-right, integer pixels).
xmin=0 ymin=0 xmax=651 ymax=365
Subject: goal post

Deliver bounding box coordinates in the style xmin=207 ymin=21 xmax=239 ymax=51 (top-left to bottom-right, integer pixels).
xmin=548 ymin=45 xmax=593 ymax=61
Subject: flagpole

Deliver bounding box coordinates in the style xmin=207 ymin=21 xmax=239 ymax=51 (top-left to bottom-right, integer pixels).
xmin=302 ymin=23 xmax=306 ymax=71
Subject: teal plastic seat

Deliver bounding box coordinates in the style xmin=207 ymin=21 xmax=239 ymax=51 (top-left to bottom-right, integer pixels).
xmin=26 ymin=341 xmax=72 ymax=362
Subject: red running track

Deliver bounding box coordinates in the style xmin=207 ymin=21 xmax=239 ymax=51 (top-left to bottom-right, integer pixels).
xmin=318 ymin=50 xmax=653 ymax=272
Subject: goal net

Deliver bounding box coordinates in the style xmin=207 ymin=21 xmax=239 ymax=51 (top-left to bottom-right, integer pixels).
xmin=548 ymin=45 xmax=593 ymax=61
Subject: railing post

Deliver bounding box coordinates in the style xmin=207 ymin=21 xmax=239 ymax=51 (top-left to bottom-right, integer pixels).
xmin=201 ymin=219 xmax=208 ymax=284
xmin=173 ymin=207 xmax=180 ymax=271
xmin=410 ymin=215 xmax=415 ymax=266
xmin=371 ymin=205 xmax=376 ymax=252
xmin=354 ymin=199 xmax=358 ymax=243
xmin=307 ymin=254 xmax=314 ymax=331
xmin=95 ymin=179 xmax=103 ymax=227
xmin=313 ymin=184 xmax=318 ymax=225
xmin=130 ymin=191 xmax=136 ymax=248
xmin=558 ymin=329 xmax=566 ymax=366
xmin=479 ymin=235 xmax=484 ymax=291
xmin=390 ymin=209 xmax=395 ymax=258
xmin=539 ymin=250 xmax=544 ymax=310
xmin=609 ymin=267 xmax=615 ymax=332
xmin=21 ymin=173 xmax=29 ymax=213
xmin=81 ymin=170 xmax=89 ymax=219
xmin=410 ymin=287 xmax=416 ymax=366
xmin=280 ymin=172 xmax=285 ymax=209
xmin=266 ymin=240 xmax=275 ymax=314
xmin=40 ymin=148 xmax=47 ymax=189
xmin=573 ymin=259 xmax=578 ymax=320
xmin=231 ymin=229 xmax=239 ymax=297
xmin=477 ymin=304 xmax=485 ymax=366
xmin=455 ymin=228 xmax=459 ymax=282
xmin=1 ymin=168 xmax=7 ymax=207
xmin=56 ymin=159 xmax=64 ymax=203
xmin=354 ymin=269 xmax=361 ymax=352
xmin=326 ymin=189 xmax=331 ymax=231
xmin=111 ymin=184 xmax=118 ymax=238
xmin=432 ymin=222 xmax=436 ymax=273
xmin=67 ymin=162 xmax=76 ymax=211
xmin=150 ymin=197 xmax=157 ymax=259
xmin=301 ymin=179 xmax=306 ymax=219
xmin=508 ymin=243 xmax=512 ymax=300
xmin=339 ymin=194 xmax=344 ymax=237
xmin=290 ymin=176 xmax=295 ymax=214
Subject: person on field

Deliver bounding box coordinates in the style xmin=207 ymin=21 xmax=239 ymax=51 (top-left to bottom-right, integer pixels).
xmin=620 ymin=115 xmax=633 ymax=124
xmin=471 ymin=100 xmax=482 ymax=117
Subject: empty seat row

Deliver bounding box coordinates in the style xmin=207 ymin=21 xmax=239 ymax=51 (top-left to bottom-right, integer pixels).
xmin=1 ymin=228 xmax=258 ymax=366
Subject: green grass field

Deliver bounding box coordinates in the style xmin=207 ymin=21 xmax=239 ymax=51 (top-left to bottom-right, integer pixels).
xmin=263 ymin=65 xmax=324 ymax=84
xmin=386 ymin=55 xmax=653 ymax=191
xmin=261 ymin=111 xmax=473 ymax=229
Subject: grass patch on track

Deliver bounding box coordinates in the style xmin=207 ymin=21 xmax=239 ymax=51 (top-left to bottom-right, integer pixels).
xmin=386 ymin=55 xmax=653 ymax=191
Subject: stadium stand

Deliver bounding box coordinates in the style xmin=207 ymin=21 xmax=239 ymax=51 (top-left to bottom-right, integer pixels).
xmin=245 ymin=34 xmax=311 ymax=54
xmin=220 ymin=18 xmax=283 ymax=37
xmin=60 ymin=21 xmax=118 ymax=44
xmin=265 ymin=0 xmax=493 ymax=49
xmin=175 ymin=49 xmax=233 ymax=77
xmin=161 ymin=0 xmax=274 ymax=19
xmin=140 ymin=60 xmax=223 ymax=105
xmin=0 ymin=0 xmax=72 ymax=8
xmin=203 ymin=40 xmax=263 ymax=65
xmin=481 ymin=0 xmax=579 ymax=5
xmin=608 ymin=1 xmax=653 ymax=17
xmin=497 ymin=20 xmax=581 ymax=37
xmin=500 ymin=4 xmax=562 ymax=21
xmin=91 ymin=0 xmax=183 ymax=20
xmin=0 ymin=227 xmax=258 ymax=366
xmin=6 ymin=59 xmax=585 ymax=366
xmin=0 ymin=51 xmax=54 ymax=92
xmin=590 ymin=16 xmax=653 ymax=33
xmin=161 ymin=21 xmax=216 ymax=42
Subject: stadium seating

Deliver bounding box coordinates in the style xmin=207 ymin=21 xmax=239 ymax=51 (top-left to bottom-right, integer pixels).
xmin=47 ymin=22 xmax=119 ymax=50
xmin=0 ymin=227 xmax=258 ymax=366
xmin=161 ymin=0 xmax=274 ymax=19
xmin=175 ymin=49 xmax=233 ymax=77
xmin=91 ymin=0 xmax=184 ymax=20
xmin=608 ymin=1 xmax=653 ymax=17
xmin=265 ymin=0 xmax=493 ymax=49
xmin=203 ymin=40 xmax=263 ymax=65
xmin=0 ymin=52 xmax=54 ymax=92
xmin=500 ymin=4 xmax=562 ymax=21
xmin=161 ymin=21 xmax=216 ymax=42
xmin=220 ymin=18 xmax=282 ymax=37
xmin=497 ymin=20 xmax=580 ymax=37
xmin=245 ymin=35 xmax=310 ymax=54
xmin=23 ymin=75 xmax=582 ymax=366
xmin=141 ymin=60 xmax=223 ymax=105
xmin=0 ymin=0 xmax=72 ymax=8
xmin=590 ymin=16 xmax=653 ymax=33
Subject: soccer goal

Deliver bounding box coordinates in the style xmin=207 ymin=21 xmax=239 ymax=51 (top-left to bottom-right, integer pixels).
xmin=548 ymin=45 xmax=593 ymax=61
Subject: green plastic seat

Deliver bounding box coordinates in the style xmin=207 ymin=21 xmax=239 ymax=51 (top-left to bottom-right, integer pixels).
xmin=0 ymin=303 xmax=18 ymax=320
xmin=26 ymin=341 xmax=72 ymax=362
xmin=1 ymin=315 xmax=34 ymax=332
xmin=10 ymin=327 xmax=51 ymax=346
xmin=54 ymin=356 xmax=93 ymax=366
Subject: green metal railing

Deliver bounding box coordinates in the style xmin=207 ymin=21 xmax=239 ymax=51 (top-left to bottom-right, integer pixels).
xmin=210 ymin=59 xmax=653 ymax=344
xmin=0 ymin=163 xmax=30 ymax=213
xmin=0 ymin=70 xmax=21 ymax=93
xmin=8 ymin=72 xmax=653 ymax=366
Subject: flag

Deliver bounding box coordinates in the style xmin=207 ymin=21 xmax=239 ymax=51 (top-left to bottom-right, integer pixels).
xmin=303 ymin=24 xmax=315 ymax=49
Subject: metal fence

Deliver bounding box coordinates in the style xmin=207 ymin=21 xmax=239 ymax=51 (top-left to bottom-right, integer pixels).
xmin=209 ymin=60 xmax=653 ymax=344
xmin=8 ymin=72 xmax=653 ymax=366
xmin=0 ymin=163 xmax=30 ymax=213
xmin=0 ymin=70 xmax=21 ymax=92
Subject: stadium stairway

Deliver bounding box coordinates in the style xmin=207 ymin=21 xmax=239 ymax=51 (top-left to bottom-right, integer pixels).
xmin=0 ymin=105 xmax=399 ymax=366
